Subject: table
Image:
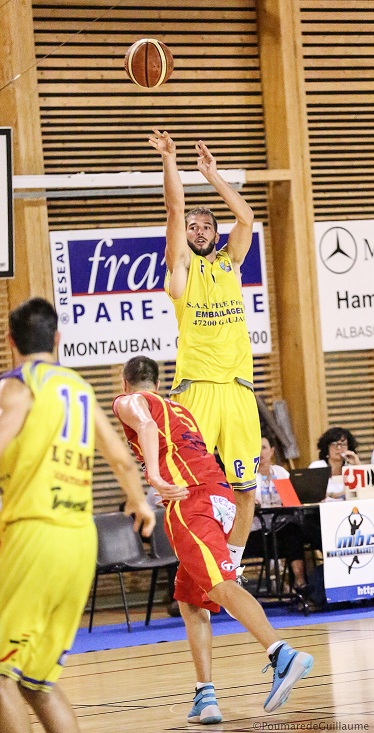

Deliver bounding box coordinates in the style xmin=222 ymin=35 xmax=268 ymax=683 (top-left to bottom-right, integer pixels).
xmin=254 ymin=504 xmax=321 ymax=609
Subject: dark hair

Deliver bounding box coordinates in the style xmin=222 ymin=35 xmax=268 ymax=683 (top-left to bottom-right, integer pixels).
xmin=317 ymin=427 xmax=358 ymax=461
xmin=185 ymin=207 xmax=218 ymax=233
xmin=123 ymin=356 xmax=159 ymax=387
xmin=9 ymin=297 xmax=58 ymax=355
xmin=262 ymin=432 xmax=276 ymax=448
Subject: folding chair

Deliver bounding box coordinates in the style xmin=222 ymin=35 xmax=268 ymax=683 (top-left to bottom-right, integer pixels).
xmin=89 ymin=512 xmax=177 ymax=632
xmin=149 ymin=507 xmax=179 ymax=601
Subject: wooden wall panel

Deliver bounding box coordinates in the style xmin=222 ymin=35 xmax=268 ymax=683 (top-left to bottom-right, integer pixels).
xmin=300 ymin=0 xmax=374 ymax=462
xmin=0 ymin=0 xmax=52 ymax=307
xmin=0 ymin=283 xmax=13 ymax=375
xmin=32 ymin=0 xmax=268 ymax=228
xmin=324 ymin=351 xmax=374 ymax=461
xmin=301 ymin=1 xmax=374 ymax=220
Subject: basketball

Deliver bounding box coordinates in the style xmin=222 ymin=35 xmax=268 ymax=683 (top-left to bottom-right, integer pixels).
xmin=124 ymin=39 xmax=174 ymax=88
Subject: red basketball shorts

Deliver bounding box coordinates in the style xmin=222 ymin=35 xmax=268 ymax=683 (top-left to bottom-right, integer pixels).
xmin=164 ymin=484 xmax=237 ymax=613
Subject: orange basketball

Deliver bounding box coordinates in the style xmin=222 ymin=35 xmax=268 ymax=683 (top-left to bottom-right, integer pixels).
xmin=124 ymin=39 xmax=174 ymax=88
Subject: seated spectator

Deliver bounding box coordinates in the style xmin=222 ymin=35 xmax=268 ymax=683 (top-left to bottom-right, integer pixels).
xmin=309 ymin=427 xmax=360 ymax=501
xmin=244 ymin=434 xmax=310 ymax=596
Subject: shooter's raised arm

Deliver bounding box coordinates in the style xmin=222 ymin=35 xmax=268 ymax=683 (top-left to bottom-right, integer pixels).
xmin=195 ymin=139 xmax=254 ymax=267
xmin=148 ymin=129 xmax=190 ymax=296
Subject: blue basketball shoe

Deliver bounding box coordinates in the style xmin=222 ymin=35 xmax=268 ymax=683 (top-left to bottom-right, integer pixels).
xmin=263 ymin=642 xmax=314 ymax=712
xmin=187 ymin=684 xmax=223 ymax=724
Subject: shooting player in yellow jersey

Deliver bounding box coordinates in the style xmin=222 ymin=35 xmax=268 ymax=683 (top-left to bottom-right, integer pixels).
xmin=0 ymin=297 xmax=187 ymax=733
xmin=149 ymin=129 xmax=261 ymax=576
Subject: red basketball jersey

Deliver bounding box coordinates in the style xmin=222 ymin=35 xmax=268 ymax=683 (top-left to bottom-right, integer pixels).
xmin=113 ymin=391 xmax=229 ymax=490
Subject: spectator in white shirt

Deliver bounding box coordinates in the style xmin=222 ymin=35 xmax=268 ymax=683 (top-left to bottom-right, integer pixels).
xmin=245 ymin=434 xmax=310 ymax=594
xmin=309 ymin=427 xmax=360 ymax=501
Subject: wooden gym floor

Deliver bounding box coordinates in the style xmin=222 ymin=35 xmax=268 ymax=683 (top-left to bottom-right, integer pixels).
xmin=29 ymin=608 xmax=374 ymax=731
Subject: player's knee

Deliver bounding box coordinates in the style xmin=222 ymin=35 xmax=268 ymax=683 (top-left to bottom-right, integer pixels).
xmin=179 ymin=601 xmax=210 ymax=623
xmin=208 ymin=578 xmax=236 ymax=604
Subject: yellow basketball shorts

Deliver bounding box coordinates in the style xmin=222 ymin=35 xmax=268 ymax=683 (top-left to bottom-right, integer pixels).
xmin=0 ymin=519 xmax=97 ymax=692
xmin=173 ymin=380 xmax=261 ymax=490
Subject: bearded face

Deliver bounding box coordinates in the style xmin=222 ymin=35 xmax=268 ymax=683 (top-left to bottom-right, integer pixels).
xmin=185 ymin=213 xmax=218 ymax=258
xmin=187 ymin=236 xmax=216 ymax=257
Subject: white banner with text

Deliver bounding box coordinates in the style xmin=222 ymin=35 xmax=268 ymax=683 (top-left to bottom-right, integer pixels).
xmin=314 ymin=219 xmax=374 ymax=351
xmin=0 ymin=128 xmax=14 ymax=278
xmin=320 ymin=498 xmax=374 ymax=603
xmin=50 ymin=223 xmax=271 ymax=367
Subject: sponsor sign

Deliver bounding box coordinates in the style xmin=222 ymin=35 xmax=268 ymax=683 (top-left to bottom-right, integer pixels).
xmin=320 ymin=498 xmax=374 ymax=603
xmin=343 ymin=464 xmax=374 ymax=500
xmin=50 ymin=223 xmax=271 ymax=367
xmin=314 ymin=220 xmax=374 ymax=351
xmin=0 ymin=128 xmax=14 ymax=278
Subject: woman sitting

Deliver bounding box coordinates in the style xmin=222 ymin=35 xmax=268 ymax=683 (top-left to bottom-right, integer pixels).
xmin=309 ymin=426 xmax=360 ymax=501
xmin=244 ymin=434 xmax=310 ymax=596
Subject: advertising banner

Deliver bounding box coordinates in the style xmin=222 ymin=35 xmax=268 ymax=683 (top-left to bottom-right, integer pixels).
xmin=50 ymin=223 xmax=271 ymax=367
xmin=0 ymin=128 xmax=14 ymax=278
xmin=314 ymin=219 xmax=374 ymax=351
xmin=320 ymin=498 xmax=374 ymax=603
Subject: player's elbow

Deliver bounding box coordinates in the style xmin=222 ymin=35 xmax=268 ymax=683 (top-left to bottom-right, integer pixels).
xmin=138 ymin=418 xmax=158 ymax=442
xmin=238 ymin=208 xmax=254 ymax=228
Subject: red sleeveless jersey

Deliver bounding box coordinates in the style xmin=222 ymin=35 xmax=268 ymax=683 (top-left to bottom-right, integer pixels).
xmin=113 ymin=391 xmax=230 ymax=490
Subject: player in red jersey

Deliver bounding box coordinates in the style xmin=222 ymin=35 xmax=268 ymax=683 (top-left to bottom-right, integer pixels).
xmin=113 ymin=356 xmax=314 ymax=723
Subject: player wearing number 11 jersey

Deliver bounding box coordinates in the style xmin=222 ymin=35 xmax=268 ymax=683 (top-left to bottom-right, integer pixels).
xmin=0 ymin=359 xmax=96 ymax=530
xmin=0 ymin=298 xmax=174 ymax=733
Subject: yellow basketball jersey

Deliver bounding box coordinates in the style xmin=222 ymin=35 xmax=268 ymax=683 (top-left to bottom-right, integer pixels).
xmin=165 ymin=249 xmax=253 ymax=388
xmin=0 ymin=361 xmax=96 ymax=529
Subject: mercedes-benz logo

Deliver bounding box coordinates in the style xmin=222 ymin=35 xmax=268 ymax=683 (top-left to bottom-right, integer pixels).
xmin=319 ymin=226 xmax=358 ymax=274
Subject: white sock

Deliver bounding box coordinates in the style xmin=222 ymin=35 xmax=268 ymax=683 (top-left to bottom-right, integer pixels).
xmin=267 ymin=641 xmax=284 ymax=656
xmin=227 ymin=544 xmax=245 ymax=569
xmin=196 ymin=681 xmax=213 ymax=690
